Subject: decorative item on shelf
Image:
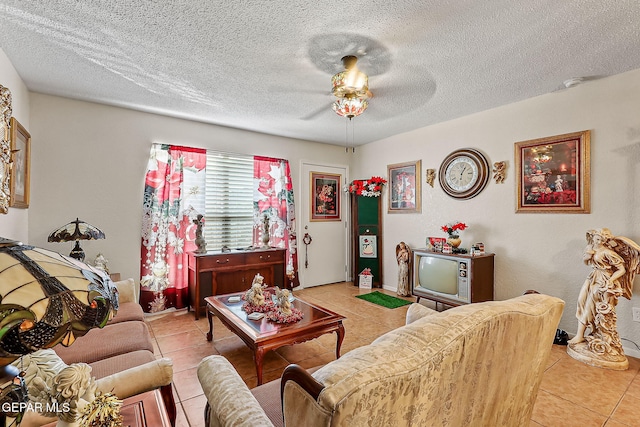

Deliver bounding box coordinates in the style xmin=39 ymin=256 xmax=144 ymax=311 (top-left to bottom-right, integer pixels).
xmin=567 ymin=228 xmax=640 ymax=370
xmin=470 ymin=243 xmax=485 ymax=256
xmin=93 ymin=253 xmax=109 ymax=274
xmin=48 ymin=218 xmax=106 ymax=262
xmin=0 ymin=237 xmax=118 ymax=420
xmin=425 ymin=169 xmax=436 ymax=187
xmin=193 ymin=213 xmax=207 ymax=254
xmin=347 ymin=176 xmax=386 ymax=197
xmin=261 ymin=213 xmax=271 ymax=248
xmin=396 ymin=242 xmax=411 ymax=296
xmin=358 ymin=268 xmax=373 ymax=289
xmin=492 ymin=161 xmax=507 ymax=183
xmin=427 ymin=237 xmax=446 ymax=252
xmin=441 ymin=221 xmax=467 ymax=249
xmin=266 ymin=287 xmax=303 ymax=324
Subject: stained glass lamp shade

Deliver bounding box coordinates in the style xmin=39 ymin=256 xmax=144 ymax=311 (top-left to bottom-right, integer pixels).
xmin=0 ymin=238 xmax=118 ymax=367
xmin=47 ymin=218 xmax=105 ymax=261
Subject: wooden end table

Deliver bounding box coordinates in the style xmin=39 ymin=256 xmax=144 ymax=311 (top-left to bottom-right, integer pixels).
xmin=205 ymin=290 xmax=346 ymax=385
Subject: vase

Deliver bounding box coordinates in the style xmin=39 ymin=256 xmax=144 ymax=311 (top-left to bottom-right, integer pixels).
xmin=447 ymin=235 xmax=461 ymax=248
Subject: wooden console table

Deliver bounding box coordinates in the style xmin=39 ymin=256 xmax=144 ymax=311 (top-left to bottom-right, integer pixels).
xmin=188 ymin=248 xmax=286 ymax=319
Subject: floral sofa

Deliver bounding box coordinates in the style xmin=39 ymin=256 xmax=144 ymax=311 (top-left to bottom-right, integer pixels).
xmin=197 ymin=293 xmax=564 ymax=427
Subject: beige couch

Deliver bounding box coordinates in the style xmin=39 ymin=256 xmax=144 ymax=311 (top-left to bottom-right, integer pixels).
xmin=198 ymin=293 xmax=564 ymax=427
xmin=12 ymin=278 xmax=175 ymax=426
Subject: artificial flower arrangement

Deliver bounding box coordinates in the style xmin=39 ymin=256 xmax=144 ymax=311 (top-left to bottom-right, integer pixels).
xmin=441 ymin=221 xmax=468 ymax=237
xmin=359 ymin=268 xmax=373 ymax=276
xmin=347 ymin=176 xmax=387 ymax=197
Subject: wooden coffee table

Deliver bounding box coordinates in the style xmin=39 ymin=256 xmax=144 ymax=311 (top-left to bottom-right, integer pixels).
xmin=205 ymin=290 xmax=346 ymax=385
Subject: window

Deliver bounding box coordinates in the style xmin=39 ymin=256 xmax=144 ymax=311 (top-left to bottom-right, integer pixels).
xmin=204 ymin=151 xmax=254 ymax=250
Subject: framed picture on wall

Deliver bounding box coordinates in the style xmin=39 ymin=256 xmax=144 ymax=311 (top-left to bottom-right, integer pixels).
xmin=387 ymin=160 xmax=421 ymax=213
xmin=310 ymin=172 xmax=341 ymax=221
xmin=515 ymin=130 xmax=590 ymax=213
xmin=9 ymin=117 xmax=31 ymax=209
xmin=359 ymin=235 xmax=377 ymax=258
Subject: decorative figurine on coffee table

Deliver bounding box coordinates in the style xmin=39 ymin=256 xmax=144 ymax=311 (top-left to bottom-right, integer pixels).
xmin=396 ymin=242 xmax=411 ymax=296
xmin=267 ymin=287 xmax=303 ymax=323
xmin=242 ymin=274 xmax=274 ymax=313
xmin=567 ymin=228 xmax=640 ymax=370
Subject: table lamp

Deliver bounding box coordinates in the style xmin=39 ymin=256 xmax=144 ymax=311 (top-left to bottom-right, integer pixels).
xmin=0 ymin=237 xmax=118 ymax=419
xmin=47 ymin=218 xmax=106 ymax=262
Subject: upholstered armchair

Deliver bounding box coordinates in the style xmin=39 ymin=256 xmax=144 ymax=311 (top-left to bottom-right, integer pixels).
xmin=198 ymin=293 xmax=564 ymax=427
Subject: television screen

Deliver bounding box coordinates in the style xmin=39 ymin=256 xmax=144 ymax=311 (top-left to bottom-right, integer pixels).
xmin=417 ymin=255 xmax=458 ymax=296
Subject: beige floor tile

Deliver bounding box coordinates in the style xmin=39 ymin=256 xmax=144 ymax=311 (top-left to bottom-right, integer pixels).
xmin=172 ymin=366 xmax=204 ymax=402
xmin=610 ymin=393 xmax=640 ymax=426
xmin=181 ymin=394 xmax=207 ymax=427
xmin=531 ymin=389 xmax=607 ymax=427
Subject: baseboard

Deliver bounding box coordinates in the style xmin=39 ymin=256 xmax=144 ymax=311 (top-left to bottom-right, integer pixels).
xmin=624 ymin=345 xmax=640 ymax=359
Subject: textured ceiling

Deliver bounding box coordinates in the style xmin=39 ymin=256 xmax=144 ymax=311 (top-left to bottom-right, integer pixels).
xmin=1 ymin=1 xmax=640 ymax=146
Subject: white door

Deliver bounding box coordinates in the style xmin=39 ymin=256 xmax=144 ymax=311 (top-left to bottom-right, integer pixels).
xmin=299 ymin=162 xmax=348 ymax=288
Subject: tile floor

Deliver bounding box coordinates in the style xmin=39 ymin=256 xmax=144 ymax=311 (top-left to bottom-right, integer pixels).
xmin=145 ymin=282 xmax=640 ymax=427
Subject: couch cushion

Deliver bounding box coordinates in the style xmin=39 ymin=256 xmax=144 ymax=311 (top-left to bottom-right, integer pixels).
xmin=89 ymin=349 xmax=157 ymax=379
xmin=53 ymin=321 xmax=153 ymax=365
xmin=108 ymin=301 xmax=145 ymax=324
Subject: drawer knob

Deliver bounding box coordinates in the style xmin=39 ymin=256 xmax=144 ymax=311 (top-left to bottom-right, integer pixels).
xmin=216 ymin=258 xmax=230 ymax=264
xmin=259 ymin=255 xmax=271 ymax=259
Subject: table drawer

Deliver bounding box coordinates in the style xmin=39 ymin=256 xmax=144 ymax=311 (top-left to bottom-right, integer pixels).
xmin=196 ymin=253 xmax=246 ymax=269
xmin=245 ymin=250 xmax=285 ymax=264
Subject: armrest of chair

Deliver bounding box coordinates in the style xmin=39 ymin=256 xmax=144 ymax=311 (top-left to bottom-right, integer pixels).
xmin=281 ymin=364 xmax=324 ymax=401
xmin=197 ymin=355 xmax=274 ymax=427
xmin=95 ymin=357 xmax=173 ymax=399
xmin=405 ymin=303 xmax=438 ymax=325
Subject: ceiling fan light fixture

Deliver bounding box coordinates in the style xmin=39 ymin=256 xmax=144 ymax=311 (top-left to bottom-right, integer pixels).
xmin=332 ymin=95 xmax=368 ymax=119
xmin=332 ymin=55 xmax=370 ymax=98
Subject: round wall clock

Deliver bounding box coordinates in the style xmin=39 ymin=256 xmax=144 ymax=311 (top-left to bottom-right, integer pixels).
xmin=439 ymin=148 xmax=490 ymax=200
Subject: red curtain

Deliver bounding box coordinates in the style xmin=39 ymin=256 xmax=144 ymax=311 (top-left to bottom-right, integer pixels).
xmin=140 ymin=144 xmax=206 ymax=312
xmin=253 ymin=156 xmax=300 ymax=288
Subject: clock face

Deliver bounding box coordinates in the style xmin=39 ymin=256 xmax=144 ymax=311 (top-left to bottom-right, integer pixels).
xmin=439 ymin=149 xmax=490 ymax=199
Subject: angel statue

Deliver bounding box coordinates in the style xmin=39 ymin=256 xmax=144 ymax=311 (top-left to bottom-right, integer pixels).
xmin=567 ymin=228 xmax=640 ymax=370
xmin=396 ymin=242 xmax=411 ymax=296
xmin=30 ymin=363 xmax=97 ymax=427
xmin=275 ymin=287 xmax=292 ymax=315
xmin=245 ymin=274 xmax=266 ymax=306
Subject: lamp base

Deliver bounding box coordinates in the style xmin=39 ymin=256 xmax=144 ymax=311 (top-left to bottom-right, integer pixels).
xmin=69 ymin=241 xmax=85 ymax=262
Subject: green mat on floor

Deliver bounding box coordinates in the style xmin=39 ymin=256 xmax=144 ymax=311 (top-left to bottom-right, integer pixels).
xmin=355 ymin=291 xmax=413 ymax=309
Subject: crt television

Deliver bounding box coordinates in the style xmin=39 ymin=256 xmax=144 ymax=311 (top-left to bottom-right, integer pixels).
xmin=412 ymin=249 xmax=494 ymax=306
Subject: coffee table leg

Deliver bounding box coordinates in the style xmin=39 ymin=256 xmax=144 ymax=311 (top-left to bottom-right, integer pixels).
xmin=335 ymin=323 xmax=345 ymax=359
xmin=254 ymin=348 xmax=266 ymax=385
xmin=206 ymin=309 xmax=213 ymax=342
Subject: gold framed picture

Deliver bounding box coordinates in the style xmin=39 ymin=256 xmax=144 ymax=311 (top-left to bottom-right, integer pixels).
xmin=515 ymin=130 xmax=590 ymax=213
xmin=9 ymin=117 xmax=31 ymax=209
xmin=387 ymin=160 xmax=421 ymax=213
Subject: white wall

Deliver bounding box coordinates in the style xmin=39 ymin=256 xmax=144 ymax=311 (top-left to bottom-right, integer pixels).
xmin=28 ymin=93 xmax=349 ymax=283
xmin=352 ymin=68 xmax=640 ymax=352
xmin=0 ymin=48 xmax=30 ymax=241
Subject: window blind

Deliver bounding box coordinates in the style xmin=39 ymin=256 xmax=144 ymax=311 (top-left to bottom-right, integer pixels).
xmin=204 ymin=152 xmax=254 ymax=250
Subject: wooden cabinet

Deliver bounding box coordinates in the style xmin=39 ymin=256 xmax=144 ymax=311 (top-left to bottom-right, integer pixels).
xmin=350 ymin=194 xmax=383 ymax=287
xmin=188 ymin=248 xmax=286 ymax=319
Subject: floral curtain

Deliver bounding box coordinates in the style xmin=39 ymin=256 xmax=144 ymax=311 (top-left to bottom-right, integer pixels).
xmin=140 ymin=144 xmax=206 ymax=312
xmin=253 ymin=156 xmax=299 ymax=288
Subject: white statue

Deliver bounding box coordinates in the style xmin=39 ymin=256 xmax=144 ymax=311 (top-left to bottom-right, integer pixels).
xmin=245 ymin=274 xmax=266 ymax=306
xmin=567 ymin=228 xmax=640 ymax=370
xmin=275 ymin=287 xmax=292 ymax=315
xmin=30 ymin=363 xmax=97 ymax=427
xmin=93 ymin=253 xmax=109 ymax=274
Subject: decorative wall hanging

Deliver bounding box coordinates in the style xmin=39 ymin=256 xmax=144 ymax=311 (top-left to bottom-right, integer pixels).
xmin=359 ymin=235 xmax=377 ymax=258
xmin=388 ymin=160 xmax=421 ymax=213
xmin=9 ymin=118 xmax=30 ymax=208
xmin=0 ymin=84 xmax=12 ymax=214
xmin=492 ymin=161 xmax=506 ymax=184
xmin=310 ymin=172 xmax=341 ymax=221
xmin=439 ymin=148 xmax=490 ymax=200
xmin=425 ymin=169 xmax=436 ymax=187
xmin=515 ymin=130 xmax=590 ymax=213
